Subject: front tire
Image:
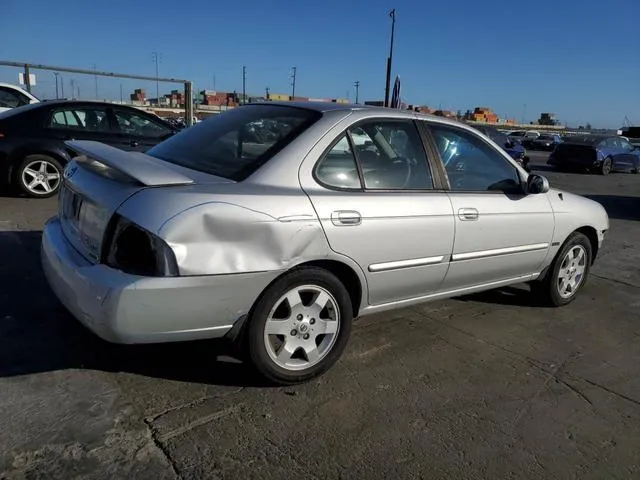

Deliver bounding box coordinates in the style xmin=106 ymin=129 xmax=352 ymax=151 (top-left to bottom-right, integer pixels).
xmin=14 ymin=154 xmax=63 ymax=198
xmin=532 ymin=232 xmax=592 ymax=307
xmin=246 ymin=267 xmax=353 ymax=385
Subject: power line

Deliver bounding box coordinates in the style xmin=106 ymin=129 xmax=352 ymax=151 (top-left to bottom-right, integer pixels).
xmin=290 ymin=66 xmax=297 ymax=99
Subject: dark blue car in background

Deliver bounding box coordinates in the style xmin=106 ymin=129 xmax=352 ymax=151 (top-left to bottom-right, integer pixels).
xmin=474 ymin=126 xmax=530 ymax=171
xmin=548 ymin=135 xmax=640 ymax=175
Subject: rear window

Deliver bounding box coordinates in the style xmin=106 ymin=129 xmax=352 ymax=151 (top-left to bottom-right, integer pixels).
xmin=147 ymin=105 xmax=321 ymax=181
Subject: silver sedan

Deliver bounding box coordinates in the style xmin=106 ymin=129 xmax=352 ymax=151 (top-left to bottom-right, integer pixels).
xmin=41 ymin=103 xmax=609 ymax=384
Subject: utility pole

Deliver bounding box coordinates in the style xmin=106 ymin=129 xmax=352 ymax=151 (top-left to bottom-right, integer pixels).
xmin=120 ymin=83 xmax=123 ymax=103
xmin=77 ymin=85 xmax=81 ymax=99
xmin=522 ymin=103 xmax=526 ymax=125
xmin=265 ymin=86 xmax=270 ymax=100
xmin=290 ymin=66 xmax=297 ymax=100
xmin=384 ymin=8 xmax=396 ymax=107
xmin=70 ymin=78 xmax=75 ymax=99
xmin=60 ymin=74 xmax=64 ymax=98
xmin=242 ymin=66 xmax=246 ymax=105
xmin=92 ymin=63 xmax=98 ymax=98
xmin=53 ymin=72 xmax=59 ymax=99
xmin=354 ymin=80 xmax=360 ymax=104
xmin=152 ymin=50 xmax=162 ymax=105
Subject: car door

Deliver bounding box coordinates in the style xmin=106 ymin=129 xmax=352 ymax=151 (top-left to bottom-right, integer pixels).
xmin=46 ymin=105 xmax=120 ymax=147
xmin=425 ymin=121 xmax=554 ymax=291
xmin=300 ymin=117 xmax=455 ymax=306
xmin=611 ymin=137 xmax=638 ymax=170
xmin=111 ymin=107 xmax=173 ymax=152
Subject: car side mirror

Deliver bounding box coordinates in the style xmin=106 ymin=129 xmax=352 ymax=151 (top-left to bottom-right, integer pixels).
xmin=527 ymin=174 xmax=549 ymax=194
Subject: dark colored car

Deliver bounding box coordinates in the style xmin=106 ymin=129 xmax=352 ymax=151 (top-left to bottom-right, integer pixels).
xmin=527 ymin=134 xmax=562 ymax=151
xmin=0 ymin=100 xmax=177 ymax=197
xmin=548 ymin=135 xmax=640 ymax=175
xmin=475 ymin=126 xmax=530 ymax=171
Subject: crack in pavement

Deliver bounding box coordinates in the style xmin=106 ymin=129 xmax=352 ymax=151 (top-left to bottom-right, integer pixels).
xmin=429 ymin=316 xmax=640 ymax=411
xmin=144 ymin=387 xmax=244 ymax=424
xmin=144 ymin=418 xmax=182 ymax=479
xmin=592 ymin=273 xmax=640 ymax=289
xmin=156 ymin=404 xmax=243 ymax=443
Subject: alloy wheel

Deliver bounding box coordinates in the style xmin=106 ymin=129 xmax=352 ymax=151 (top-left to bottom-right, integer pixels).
xmin=557 ymin=245 xmax=587 ymax=299
xmin=21 ymin=160 xmax=61 ymax=195
xmin=263 ymin=285 xmax=340 ymax=371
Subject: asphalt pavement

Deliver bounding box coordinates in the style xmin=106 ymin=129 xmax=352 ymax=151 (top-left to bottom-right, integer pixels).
xmin=1 ymin=150 xmax=639 ymax=479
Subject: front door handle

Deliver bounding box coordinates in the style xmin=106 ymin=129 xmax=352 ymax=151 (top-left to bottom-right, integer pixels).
xmin=458 ymin=208 xmax=479 ymax=221
xmin=130 ymin=140 xmax=140 ymax=147
xmin=331 ymin=210 xmax=362 ymax=226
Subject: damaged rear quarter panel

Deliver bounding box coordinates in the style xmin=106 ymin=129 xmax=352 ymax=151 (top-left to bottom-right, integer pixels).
xmin=117 ymin=184 xmax=334 ymax=276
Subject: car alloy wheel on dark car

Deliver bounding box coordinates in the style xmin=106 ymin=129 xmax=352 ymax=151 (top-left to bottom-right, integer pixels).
xmin=15 ymin=154 xmax=63 ymax=198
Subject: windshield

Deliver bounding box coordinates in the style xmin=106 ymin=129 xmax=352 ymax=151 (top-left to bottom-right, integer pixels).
xmin=147 ymin=105 xmax=321 ymax=181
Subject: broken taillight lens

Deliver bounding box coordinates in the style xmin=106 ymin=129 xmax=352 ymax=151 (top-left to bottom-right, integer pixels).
xmin=101 ymin=215 xmax=179 ymax=277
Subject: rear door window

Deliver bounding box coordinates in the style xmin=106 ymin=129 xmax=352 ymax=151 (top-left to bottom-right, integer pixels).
xmin=48 ymin=108 xmax=111 ymax=132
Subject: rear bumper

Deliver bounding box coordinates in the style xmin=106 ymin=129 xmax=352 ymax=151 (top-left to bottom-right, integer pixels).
xmin=41 ymin=216 xmax=280 ymax=344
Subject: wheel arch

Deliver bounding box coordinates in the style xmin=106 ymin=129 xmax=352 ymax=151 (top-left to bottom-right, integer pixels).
xmin=226 ymin=258 xmax=366 ymax=346
xmin=8 ymin=145 xmax=70 ymax=183
xmin=538 ymin=225 xmax=599 ymax=281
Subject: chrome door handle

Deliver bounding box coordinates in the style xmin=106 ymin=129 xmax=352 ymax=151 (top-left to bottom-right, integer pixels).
xmin=458 ymin=208 xmax=479 ymax=221
xmin=331 ymin=210 xmax=362 ymax=226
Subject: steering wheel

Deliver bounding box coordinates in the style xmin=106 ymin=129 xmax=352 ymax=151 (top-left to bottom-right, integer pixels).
xmin=391 ymin=156 xmax=414 ymax=189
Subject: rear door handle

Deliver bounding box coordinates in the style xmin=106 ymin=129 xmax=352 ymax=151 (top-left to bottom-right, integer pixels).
xmin=331 ymin=210 xmax=362 ymax=226
xmin=458 ymin=208 xmax=479 ymax=221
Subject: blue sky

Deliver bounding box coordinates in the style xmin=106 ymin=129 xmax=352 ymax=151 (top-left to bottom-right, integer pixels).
xmin=1 ymin=0 xmax=639 ymax=128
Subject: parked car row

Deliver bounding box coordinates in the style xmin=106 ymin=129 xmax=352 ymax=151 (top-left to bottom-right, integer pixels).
xmin=548 ymin=135 xmax=640 ymax=175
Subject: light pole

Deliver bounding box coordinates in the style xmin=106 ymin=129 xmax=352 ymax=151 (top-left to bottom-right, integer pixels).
xmin=291 ymin=66 xmax=297 ymax=100
xmin=242 ymin=66 xmax=247 ymax=105
xmin=53 ymin=72 xmax=59 ymax=99
xmin=92 ymin=63 xmax=99 ymax=99
xmin=152 ymin=50 xmax=162 ymax=105
xmin=354 ymin=80 xmax=360 ymax=104
xmin=60 ymin=74 xmax=64 ymax=98
xmin=384 ymin=8 xmax=396 ymax=107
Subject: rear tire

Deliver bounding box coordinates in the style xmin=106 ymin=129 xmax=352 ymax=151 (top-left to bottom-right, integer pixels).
xmin=14 ymin=154 xmax=63 ymax=198
xmin=599 ymin=157 xmax=612 ymax=176
xmin=531 ymin=232 xmax=592 ymax=307
xmin=245 ymin=267 xmax=353 ymax=385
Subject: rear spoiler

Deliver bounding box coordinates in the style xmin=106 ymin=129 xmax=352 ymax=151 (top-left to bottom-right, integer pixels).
xmin=65 ymin=140 xmax=194 ymax=186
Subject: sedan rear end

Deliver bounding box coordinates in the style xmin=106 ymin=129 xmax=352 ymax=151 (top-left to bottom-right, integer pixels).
xmin=548 ymin=141 xmax=599 ymax=170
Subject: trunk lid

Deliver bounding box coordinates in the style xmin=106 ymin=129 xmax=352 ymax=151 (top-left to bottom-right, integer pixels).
xmin=59 ymin=140 xmax=231 ymax=263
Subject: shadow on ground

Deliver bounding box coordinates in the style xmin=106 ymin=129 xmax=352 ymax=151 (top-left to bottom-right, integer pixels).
xmin=586 ymin=194 xmax=640 ymax=221
xmin=455 ymin=285 xmax=540 ymax=307
xmin=0 ymin=230 xmax=271 ymax=387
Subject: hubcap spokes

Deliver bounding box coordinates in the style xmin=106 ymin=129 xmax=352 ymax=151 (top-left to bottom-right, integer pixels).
xmin=264 ymin=285 xmax=340 ymax=371
xmin=557 ymin=245 xmax=587 ymax=299
xmin=22 ymin=161 xmax=60 ymax=194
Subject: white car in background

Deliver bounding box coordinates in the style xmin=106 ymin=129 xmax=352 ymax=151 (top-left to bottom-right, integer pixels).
xmin=0 ymin=83 xmax=40 ymax=113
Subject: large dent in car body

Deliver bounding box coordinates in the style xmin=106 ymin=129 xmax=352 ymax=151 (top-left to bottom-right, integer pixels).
xmin=159 ymin=202 xmax=330 ymax=275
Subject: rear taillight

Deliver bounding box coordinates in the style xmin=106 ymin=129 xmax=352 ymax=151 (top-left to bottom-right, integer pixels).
xmin=0 ymin=133 xmax=5 ymax=138
xmin=101 ymin=215 xmax=179 ymax=277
